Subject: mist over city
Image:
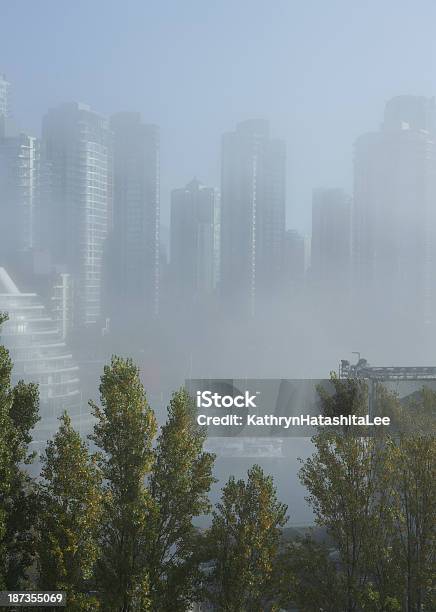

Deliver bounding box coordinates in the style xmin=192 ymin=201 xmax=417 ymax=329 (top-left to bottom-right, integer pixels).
xmin=1 ymin=1 xmax=436 ymax=522
xmin=0 ymin=4 xmax=435 ymax=610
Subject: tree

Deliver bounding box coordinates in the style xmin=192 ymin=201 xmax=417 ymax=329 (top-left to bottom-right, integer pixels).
xmin=147 ymin=388 xmax=215 ymax=610
xmin=386 ymin=433 xmax=436 ymax=612
xmin=358 ymin=385 xmax=436 ymax=610
xmin=297 ymin=377 xmax=436 ymax=611
xmin=299 ymin=377 xmax=401 ymax=612
xmin=375 ymin=383 xmax=436 ymax=436
xmin=37 ymin=413 xmax=102 ymax=610
xmin=277 ymin=534 xmax=345 ymax=612
xmin=0 ymin=313 xmax=39 ymax=589
xmin=318 ymin=373 xmax=368 ymax=424
xmin=300 ymin=430 xmax=389 ymax=611
xmin=89 ymin=356 xmax=157 ymax=612
xmin=202 ymin=464 xmax=287 ymax=611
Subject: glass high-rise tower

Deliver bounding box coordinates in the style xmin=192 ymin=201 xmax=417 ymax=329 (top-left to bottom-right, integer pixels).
xmin=353 ymin=96 xmax=436 ymax=324
xmin=0 ymin=134 xmax=38 ymax=259
xmin=41 ymin=102 xmax=112 ymax=329
xmin=0 ymin=73 xmax=10 ymax=120
xmin=311 ymin=188 xmax=351 ymax=289
xmin=0 ymin=73 xmax=39 ymax=266
xmin=220 ymin=119 xmax=286 ymax=314
xmin=170 ymin=178 xmax=220 ymax=302
xmin=107 ymin=112 xmax=160 ymax=326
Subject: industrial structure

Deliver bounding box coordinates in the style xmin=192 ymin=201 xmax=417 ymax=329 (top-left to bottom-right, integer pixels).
xmin=339 ymin=354 xmax=436 ymax=419
xmin=339 ymin=355 xmax=436 ymax=381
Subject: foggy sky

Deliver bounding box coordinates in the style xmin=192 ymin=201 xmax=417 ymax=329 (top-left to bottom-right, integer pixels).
xmin=1 ymin=0 xmax=436 ymax=232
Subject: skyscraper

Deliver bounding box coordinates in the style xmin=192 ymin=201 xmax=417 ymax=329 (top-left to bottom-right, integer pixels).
xmin=0 ymin=71 xmax=39 ymax=266
xmin=220 ymin=119 xmax=286 ymax=313
xmin=353 ymin=96 xmax=436 ymax=323
xmin=41 ymin=102 xmax=112 ymax=329
xmin=383 ymin=95 xmax=436 ymax=133
xmin=311 ymin=188 xmax=351 ymax=288
xmin=0 ymin=133 xmax=38 ymax=259
xmin=170 ymin=178 xmax=219 ymax=302
xmin=108 ymin=112 xmax=160 ymax=324
xmin=0 ymin=73 xmax=10 ymax=120
xmin=283 ymin=229 xmax=306 ymax=288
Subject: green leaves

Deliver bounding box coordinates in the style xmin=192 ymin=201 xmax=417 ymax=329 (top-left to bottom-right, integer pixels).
xmin=89 ymin=356 xmax=157 ymax=611
xmin=277 ymin=535 xmax=345 ymax=612
xmin=2 ymin=340 xmax=432 ymax=612
xmin=384 ymin=433 xmax=436 ymax=611
xmin=0 ymin=314 xmax=39 ymax=590
xmin=37 ymin=413 xmax=102 ymax=611
xmin=90 ymin=356 xmax=157 ymax=489
xmin=202 ymin=465 xmax=287 ymax=611
xmin=147 ymin=388 xmax=216 ymax=610
xmin=90 ymin=368 xmax=216 ymax=611
xmin=295 ymin=377 xmax=436 ymax=612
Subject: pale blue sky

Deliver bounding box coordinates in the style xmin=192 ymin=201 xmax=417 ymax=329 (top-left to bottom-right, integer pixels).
xmin=1 ymin=0 xmax=436 ymax=231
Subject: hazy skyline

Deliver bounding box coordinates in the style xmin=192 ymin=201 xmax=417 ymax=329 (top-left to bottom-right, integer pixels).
xmin=2 ymin=0 xmax=436 ymax=231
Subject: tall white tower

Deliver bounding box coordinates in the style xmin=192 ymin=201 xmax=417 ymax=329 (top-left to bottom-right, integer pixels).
xmin=0 ymin=73 xmax=10 ymax=118
xmin=42 ymin=102 xmax=112 ymax=329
